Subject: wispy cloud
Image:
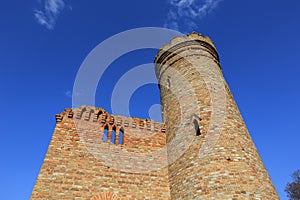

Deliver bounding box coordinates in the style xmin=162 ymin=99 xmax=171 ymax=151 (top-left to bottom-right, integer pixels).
xmin=65 ymin=90 xmax=82 ymax=98
xmin=34 ymin=0 xmax=65 ymax=30
xmin=165 ymin=0 xmax=223 ymax=31
xmin=65 ymin=90 xmax=72 ymax=98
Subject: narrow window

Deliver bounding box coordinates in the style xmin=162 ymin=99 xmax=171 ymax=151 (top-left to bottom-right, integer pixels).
xmin=193 ymin=119 xmax=201 ymax=136
xmin=167 ymin=78 xmax=171 ymax=88
xmin=111 ymin=126 xmax=116 ymax=144
xmin=119 ymin=128 xmax=124 ymax=144
xmin=102 ymin=125 xmax=108 ymax=142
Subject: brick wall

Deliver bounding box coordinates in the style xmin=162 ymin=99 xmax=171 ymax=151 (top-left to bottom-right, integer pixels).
xmin=154 ymin=32 xmax=279 ymax=199
xmin=31 ymin=106 xmax=171 ymax=199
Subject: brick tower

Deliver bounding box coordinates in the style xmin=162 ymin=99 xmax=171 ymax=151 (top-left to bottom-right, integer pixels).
xmin=31 ymin=32 xmax=278 ymax=199
xmin=154 ymin=32 xmax=279 ymax=199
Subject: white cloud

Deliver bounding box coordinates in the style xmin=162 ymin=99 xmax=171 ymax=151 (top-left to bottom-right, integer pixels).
xmin=34 ymin=0 xmax=65 ymax=30
xmin=165 ymin=0 xmax=223 ymax=31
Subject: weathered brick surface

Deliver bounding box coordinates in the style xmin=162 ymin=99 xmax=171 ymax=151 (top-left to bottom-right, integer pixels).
xmin=154 ymin=32 xmax=279 ymax=199
xmin=31 ymin=107 xmax=170 ymax=200
xmin=31 ymin=32 xmax=278 ymax=199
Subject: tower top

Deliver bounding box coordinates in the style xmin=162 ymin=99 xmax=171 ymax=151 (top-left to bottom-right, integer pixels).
xmin=154 ymin=32 xmax=220 ymax=75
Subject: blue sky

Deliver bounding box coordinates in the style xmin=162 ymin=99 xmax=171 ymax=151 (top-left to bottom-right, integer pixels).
xmin=0 ymin=0 xmax=300 ymax=199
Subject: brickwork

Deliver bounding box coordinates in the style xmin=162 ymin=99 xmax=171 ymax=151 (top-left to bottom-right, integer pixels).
xmin=91 ymin=192 xmax=123 ymax=200
xmin=31 ymin=106 xmax=170 ymax=200
xmin=154 ymin=32 xmax=279 ymax=199
xmin=31 ymin=32 xmax=279 ymax=199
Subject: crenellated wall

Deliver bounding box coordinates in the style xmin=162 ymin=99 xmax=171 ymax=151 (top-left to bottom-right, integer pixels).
xmin=31 ymin=106 xmax=170 ymax=200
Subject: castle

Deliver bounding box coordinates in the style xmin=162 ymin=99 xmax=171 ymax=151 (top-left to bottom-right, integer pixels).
xmin=31 ymin=33 xmax=279 ymax=199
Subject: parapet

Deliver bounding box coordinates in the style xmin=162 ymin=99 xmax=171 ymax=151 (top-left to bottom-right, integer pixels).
xmin=55 ymin=106 xmax=166 ymax=134
xmin=154 ymin=32 xmax=220 ymax=75
xmin=157 ymin=32 xmax=216 ymax=56
xmin=54 ymin=106 xmax=167 ymax=150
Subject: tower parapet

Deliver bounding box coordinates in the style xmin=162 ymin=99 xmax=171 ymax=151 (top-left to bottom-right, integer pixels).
xmin=155 ymin=32 xmax=220 ymax=78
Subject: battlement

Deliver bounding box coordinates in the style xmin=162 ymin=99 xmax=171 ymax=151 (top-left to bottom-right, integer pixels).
xmin=155 ymin=32 xmax=218 ymax=62
xmin=54 ymin=106 xmax=166 ymax=150
xmin=154 ymin=32 xmax=220 ymax=78
xmin=160 ymin=32 xmax=216 ymax=53
xmin=55 ymin=106 xmax=165 ymax=133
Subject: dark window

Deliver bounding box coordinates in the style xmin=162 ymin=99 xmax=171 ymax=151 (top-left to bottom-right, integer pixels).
xmin=193 ymin=119 xmax=201 ymax=136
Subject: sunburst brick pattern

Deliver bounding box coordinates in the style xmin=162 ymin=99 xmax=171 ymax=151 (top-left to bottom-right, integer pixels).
xmin=91 ymin=192 xmax=125 ymax=200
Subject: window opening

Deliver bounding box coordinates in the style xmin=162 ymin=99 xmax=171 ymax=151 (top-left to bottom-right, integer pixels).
xmin=102 ymin=125 xmax=109 ymax=142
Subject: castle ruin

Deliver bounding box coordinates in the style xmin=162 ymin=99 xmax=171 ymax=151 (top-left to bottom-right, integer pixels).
xmin=31 ymin=32 xmax=279 ymax=199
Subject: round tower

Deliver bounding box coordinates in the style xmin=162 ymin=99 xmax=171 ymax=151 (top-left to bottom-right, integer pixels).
xmin=154 ymin=32 xmax=279 ymax=199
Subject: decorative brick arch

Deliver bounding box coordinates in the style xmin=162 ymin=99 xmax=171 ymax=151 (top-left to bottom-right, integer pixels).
xmin=91 ymin=192 xmax=122 ymax=200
